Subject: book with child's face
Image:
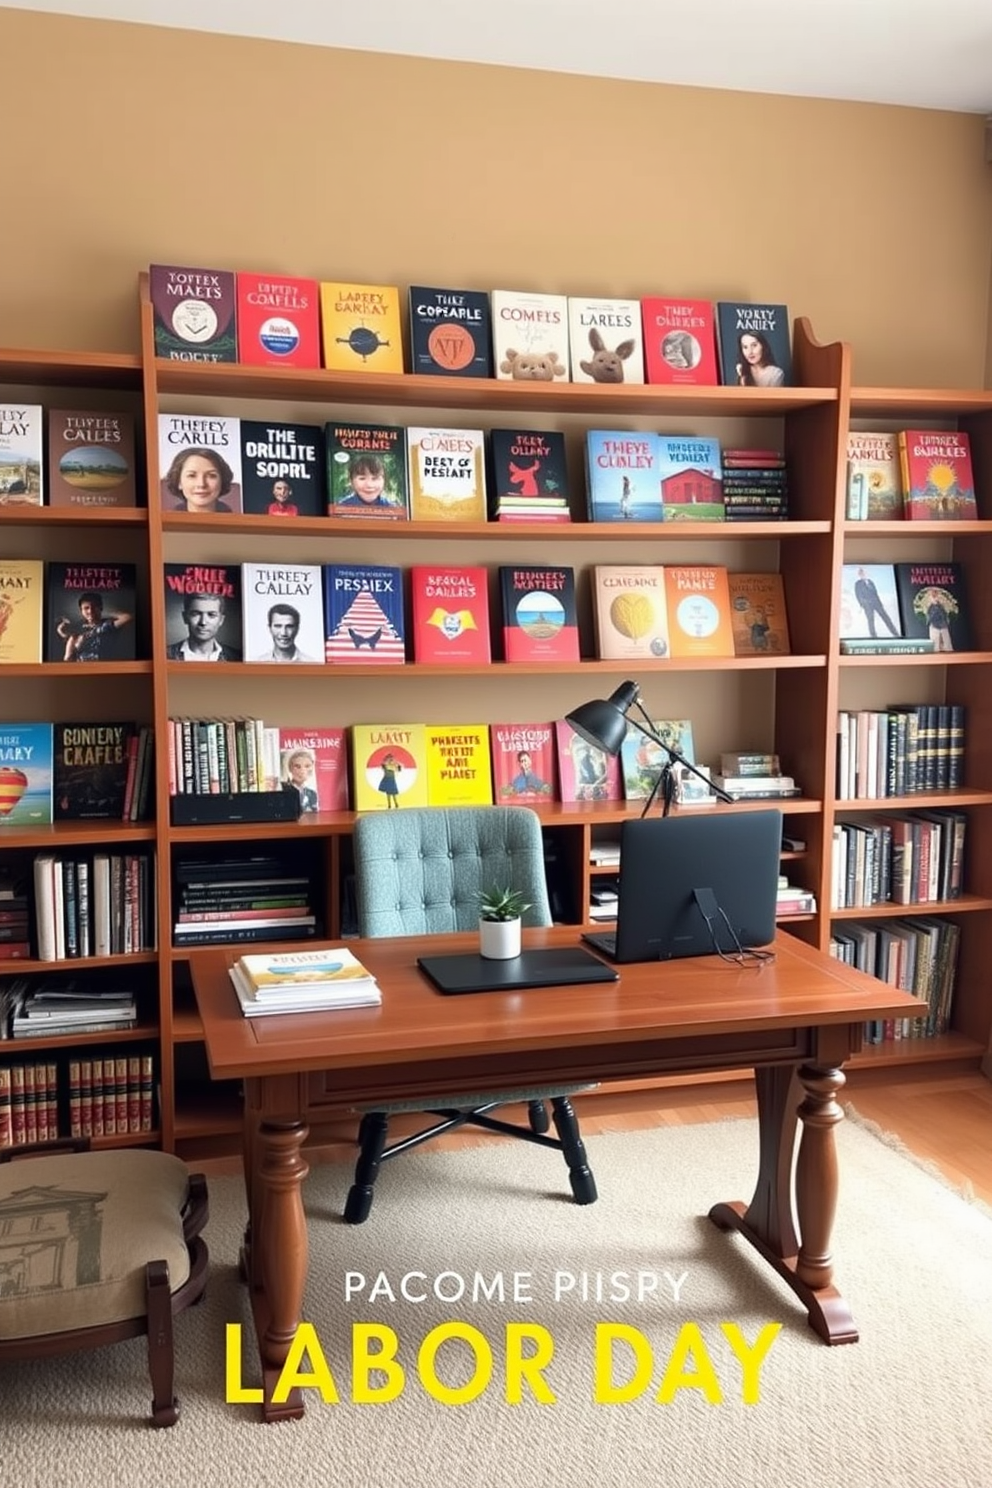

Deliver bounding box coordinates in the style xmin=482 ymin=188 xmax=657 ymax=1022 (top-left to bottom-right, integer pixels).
xmin=325 ymin=422 xmax=408 ymax=520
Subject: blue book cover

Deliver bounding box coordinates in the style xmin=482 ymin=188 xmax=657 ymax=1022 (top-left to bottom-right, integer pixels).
xmin=584 ymin=430 xmax=662 ymax=522
xmin=657 ymin=435 xmax=724 ymax=521
xmin=619 ymin=719 xmax=695 ymax=801
xmin=715 ymin=302 xmax=792 ymax=388
xmin=0 ymin=722 xmax=54 ymax=825
xmin=323 ymin=565 xmax=406 ymax=664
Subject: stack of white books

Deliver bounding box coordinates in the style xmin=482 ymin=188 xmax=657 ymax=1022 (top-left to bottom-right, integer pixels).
xmin=229 ymin=947 xmax=381 ymax=1017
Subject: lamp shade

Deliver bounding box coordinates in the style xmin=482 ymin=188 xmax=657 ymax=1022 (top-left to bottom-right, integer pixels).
xmin=565 ymin=681 xmax=638 ymax=756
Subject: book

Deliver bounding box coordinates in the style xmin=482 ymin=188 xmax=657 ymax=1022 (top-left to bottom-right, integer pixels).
xmin=350 ymin=724 xmax=428 ymax=810
xmin=893 ymin=561 xmax=972 ymax=652
xmin=149 ymin=263 xmax=237 ymax=362
xmin=53 ymin=721 xmax=136 ymax=820
xmin=487 ymin=429 xmax=570 ymax=514
xmin=592 ymin=564 xmax=669 ymax=660
xmin=839 ymin=637 xmax=935 ymax=655
xmin=163 ymin=562 xmax=243 ymax=661
xmin=656 ymin=435 xmax=724 ymax=521
xmin=47 ymin=410 xmax=137 ymax=509
xmin=620 ymin=719 xmax=694 ymax=801
xmin=663 ymin=565 xmax=735 ymax=658
xmin=845 ymin=431 xmax=901 ymax=520
xmin=230 ymin=967 xmax=380 ymax=1016
xmin=406 ymin=427 xmax=486 ymax=521
xmin=241 ymin=562 xmax=325 ymax=664
xmin=235 ymin=945 xmax=377 ymax=996
xmin=158 ymin=413 xmax=243 ymax=514
xmin=318 ymin=281 xmax=404 ymax=373
xmin=489 ymin=723 xmax=556 ymax=802
xmin=839 ymin=563 xmax=903 ymax=640
xmin=0 ymin=723 xmax=54 ymax=825
xmin=0 ymin=404 xmax=43 ymax=507
xmin=235 ymin=272 xmax=320 ymax=368
xmin=45 ymin=562 xmax=137 ymax=662
xmin=554 ymin=719 xmax=622 ymax=804
xmin=239 ymin=420 xmax=324 ymax=516
xmin=720 ymin=752 xmax=781 ymax=777
xmin=715 ymin=301 xmax=791 ymax=387
xmin=323 ymin=564 xmax=405 ymax=664
xmin=325 ymin=422 xmax=408 ymax=519
xmin=727 ymin=572 xmax=791 ymax=655
xmin=585 ymin=430 xmax=662 ymax=522
xmin=0 ymin=558 xmax=44 ymax=663
xmin=276 ymin=727 xmax=349 ymax=813
xmin=640 ymin=297 xmax=718 ymax=386
xmin=499 ymin=564 xmax=579 ymax=662
xmin=491 ymin=290 xmax=569 ymax=381
xmin=566 ymin=296 xmax=644 ymax=384
xmin=898 ymin=429 xmax=977 ymax=520
xmin=410 ymin=564 xmax=491 ymax=664
xmin=425 ymin=724 xmax=493 ymax=806
xmin=408 ymin=285 xmax=491 ymax=377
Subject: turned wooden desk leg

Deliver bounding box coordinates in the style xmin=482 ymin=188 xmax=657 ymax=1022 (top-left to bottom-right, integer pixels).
xmin=794 ymin=1062 xmax=845 ymax=1292
xmin=255 ymin=1117 xmax=310 ymax=1420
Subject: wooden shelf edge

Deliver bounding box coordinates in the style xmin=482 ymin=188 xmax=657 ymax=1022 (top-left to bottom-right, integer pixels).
xmin=161 ymin=511 xmax=830 ymax=540
xmin=849 ymin=1032 xmax=984 ymax=1068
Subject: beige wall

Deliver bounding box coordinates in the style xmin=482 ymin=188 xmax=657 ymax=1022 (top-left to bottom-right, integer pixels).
xmin=2 ymin=8 xmax=991 ymax=387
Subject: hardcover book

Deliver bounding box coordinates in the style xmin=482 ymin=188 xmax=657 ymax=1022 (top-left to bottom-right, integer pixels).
xmin=489 ymin=723 xmax=556 ymax=803
xmin=488 ymin=428 xmax=570 ymax=510
xmin=620 ymin=719 xmax=695 ymax=802
xmin=894 ymin=561 xmax=972 ymax=652
xmin=585 ymin=430 xmax=662 ymax=522
xmin=554 ymin=719 xmax=622 ymax=803
xmin=663 ymin=565 xmax=735 ymax=658
xmin=491 ymin=290 xmax=569 ymax=382
xmin=47 ymin=411 xmax=137 ymax=509
xmin=727 ymin=572 xmax=792 ymax=655
xmin=408 ymin=286 xmax=492 ymax=377
xmin=163 ymin=563 xmax=243 ymax=661
xmin=276 ymin=727 xmax=349 ymax=813
xmin=0 ymin=723 xmax=54 ymax=825
xmin=406 ymin=427 xmax=487 ymax=521
xmin=656 ymin=435 xmax=724 ymax=521
xmin=839 ymin=563 xmax=903 ymax=640
xmin=715 ymin=301 xmax=792 ymax=387
xmin=592 ymin=564 xmax=669 ymax=661
xmin=158 ymin=413 xmax=243 ymax=514
xmin=898 ymin=429 xmax=977 ymax=520
xmin=241 ymin=562 xmax=325 ymax=664
xmin=845 ymin=431 xmax=901 ymax=520
xmin=323 ymin=564 xmax=405 ymax=664
xmin=566 ymin=297 xmax=645 ymax=385
xmin=318 ymin=281 xmax=404 ymax=373
xmin=235 ymin=272 xmax=320 ymax=368
xmin=325 ymin=422 xmax=408 ymax=519
xmin=0 ymin=404 xmax=43 ymax=507
xmin=45 ymin=562 xmax=137 ymax=662
xmin=351 ymin=724 xmax=428 ymax=810
xmin=410 ymin=564 xmax=491 ymax=664
xmin=0 ymin=558 xmax=44 ymax=663
xmin=499 ymin=564 xmax=579 ymax=662
xmin=425 ymin=724 xmax=493 ymax=806
xmin=53 ymin=721 xmax=136 ymax=820
xmin=239 ymin=420 xmax=324 ymax=517
xmin=640 ymin=297 xmax=718 ymax=386
xmin=149 ymin=263 xmax=237 ymax=363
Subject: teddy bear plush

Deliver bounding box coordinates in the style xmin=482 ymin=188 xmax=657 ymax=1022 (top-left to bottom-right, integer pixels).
xmin=579 ymin=327 xmax=637 ymax=383
xmin=499 ymin=348 xmax=568 ymax=381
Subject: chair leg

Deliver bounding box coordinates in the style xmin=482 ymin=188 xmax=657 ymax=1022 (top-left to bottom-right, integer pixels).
xmin=527 ymin=1099 xmax=550 ymax=1135
xmin=550 ymin=1097 xmax=598 ymax=1205
xmin=145 ymin=1260 xmax=179 ymax=1427
xmin=345 ymin=1111 xmax=390 ymax=1224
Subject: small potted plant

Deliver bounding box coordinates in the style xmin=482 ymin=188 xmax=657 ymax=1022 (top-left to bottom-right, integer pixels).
xmin=477 ymin=884 xmax=530 ymax=960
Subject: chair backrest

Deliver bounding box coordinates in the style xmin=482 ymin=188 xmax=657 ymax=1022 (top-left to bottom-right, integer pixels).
xmin=353 ymin=806 xmax=552 ymax=938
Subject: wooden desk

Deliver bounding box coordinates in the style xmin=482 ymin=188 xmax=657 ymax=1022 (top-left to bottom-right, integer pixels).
xmin=189 ymin=928 xmax=923 ymax=1421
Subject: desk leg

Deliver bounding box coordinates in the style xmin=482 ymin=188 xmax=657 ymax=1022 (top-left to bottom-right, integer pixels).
xmin=245 ymin=1115 xmax=310 ymax=1421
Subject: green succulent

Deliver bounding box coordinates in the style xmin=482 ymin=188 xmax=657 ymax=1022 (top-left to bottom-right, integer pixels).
xmin=477 ymin=885 xmax=531 ymax=922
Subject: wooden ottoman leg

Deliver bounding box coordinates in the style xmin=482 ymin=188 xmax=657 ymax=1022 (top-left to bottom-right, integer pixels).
xmin=145 ymin=1260 xmax=179 ymax=1427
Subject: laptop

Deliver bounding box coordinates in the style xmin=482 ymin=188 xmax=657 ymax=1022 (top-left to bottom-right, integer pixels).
xmin=582 ymin=809 xmax=782 ymax=963
xmin=417 ymin=945 xmax=618 ymax=996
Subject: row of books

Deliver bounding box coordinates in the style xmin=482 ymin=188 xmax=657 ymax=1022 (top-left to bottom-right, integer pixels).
xmin=830 ymin=811 xmax=966 ymax=911
xmin=228 ymin=946 xmax=381 ymax=1018
xmin=1 ymin=974 xmax=138 ymax=1038
xmin=837 ymin=706 xmax=966 ymax=801
xmin=0 ymin=1061 xmax=60 ymax=1148
xmin=846 ymin=429 xmax=978 ymax=522
xmin=839 ymin=562 xmax=972 ymax=653
xmin=0 ymin=722 xmax=153 ymax=827
xmin=829 ymin=918 xmax=959 ymax=1044
xmin=0 ymin=1053 xmax=155 ymax=1149
xmin=32 ymin=852 xmax=157 ymax=962
xmin=173 ymin=851 xmax=319 ymax=948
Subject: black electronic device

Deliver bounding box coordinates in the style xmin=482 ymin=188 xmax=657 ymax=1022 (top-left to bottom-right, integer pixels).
xmin=169 ymin=791 xmax=301 ymax=826
xmin=417 ymin=945 xmax=618 ymax=996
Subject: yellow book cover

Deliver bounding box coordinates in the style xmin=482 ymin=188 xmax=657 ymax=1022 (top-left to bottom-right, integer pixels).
xmin=351 ymin=723 xmax=428 ymax=811
xmin=406 ymin=427 xmax=487 ymax=521
xmin=663 ymin=564 xmax=735 ymax=658
xmin=727 ymin=572 xmax=792 ymax=655
xmin=237 ymin=946 xmax=375 ymax=993
xmin=0 ymin=558 xmax=44 ymax=663
xmin=426 ymin=724 xmax=493 ymax=806
xmin=319 ymin=282 xmax=404 ymax=373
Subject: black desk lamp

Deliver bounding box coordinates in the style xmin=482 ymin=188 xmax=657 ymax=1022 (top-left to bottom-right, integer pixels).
xmin=566 ymin=680 xmax=733 ymax=817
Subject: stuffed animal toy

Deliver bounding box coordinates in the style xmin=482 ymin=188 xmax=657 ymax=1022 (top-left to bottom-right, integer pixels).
xmin=580 ymin=327 xmax=637 ymax=383
xmin=499 ymin=348 xmax=568 ymax=381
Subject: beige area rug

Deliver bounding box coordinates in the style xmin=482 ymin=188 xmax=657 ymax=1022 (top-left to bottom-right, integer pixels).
xmin=2 ymin=1113 xmax=990 ymax=1488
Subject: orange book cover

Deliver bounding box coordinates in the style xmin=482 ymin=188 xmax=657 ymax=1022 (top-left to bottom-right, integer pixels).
xmin=727 ymin=572 xmax=791 ymax=656
xmin=663 ymin=565 xmax=735 ymax=657
xmin=319 ymin=281 xmax=404 ymax=373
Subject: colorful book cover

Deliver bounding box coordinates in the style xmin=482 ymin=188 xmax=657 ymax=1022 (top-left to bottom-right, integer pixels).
xmin=727 ymin=572 xmax=792 ymax=656
xmin=839 ymin=563 xmax=903 ymax=640
xmin=425 ymin=724 xmax=493 ymax=806
xmin=318 ymin=281 xmax=404 ymax=373
xmin=408 ymin=286 xmax=492 ymax=377
xmin=351 ymin=724 xmax=428 ymax=810
xmin=585 ymin=430 xmax=662 ymax=522
xmin=239 ymin=420 xmax=324 ymax=517
xmin=554 ymin=719 xmax=622 ymax=803
xmin=163 ymin=563 xmax=243 ymax=661
xmin=241 ymin=562 xmax=325 ymax=664
xmin=592 ymin=565 xmax=669 ymax=660
xmin=499 ymin=565 xmax=579 ymax=662
xmin=325 ymin=422 xmax=408 ymax=519
xmin=898 ymin=429 xmax=977 ymax=520
xmin=620 ymin=719 xmax=695 ymax=802
xmin=410 ymin=564 xmax=491 ymax=664
xmin=489 ymin=723 xmax=556 ymax=803
xmin=406 ymin=427 xmax=486 ymax=521
xmin=45 ymin=562 xmax=137 ymax=662
xmin=715 ymin=301 xmax=792 ymax=387
xmin=47 ymin=411 xmax=137 ymax=509
xmin=491 ymin=290 xmax=569 ymax=381
xmin=149 ymin=263 xmax=237 ymax=363
xmin=641 ymin=297 xmax=718 ymax=385
xmin=53 ymin=721 xmax=136 ymax=819
xmin=158 ymin=413 xmax=243 ymax=514
xmin=488 ymin=429 xmax=570 ymax=508
xmin=894 ymin=562 xmax=972 ymax=652
xmin=0 ymin=559 xmax=44 ymax=663
xmin=323 ymin=564 xmax=405 ymax=664
xmin=845 ymin=431 xmax=901 ymax=520
xmin=277 ymin=727 xmax=349 ymax=813
xmin=663 ymin=565 xmax=735 ymax=658
xmin=235 ymin=272 xmax=320 ymax=368
xmin=0 ymin=723 xmax=54 ymax=825
xmin=567 ymin=296 xmax=644 ymax=385
xmin=0 ymin=404 xmax=43 ymax=507
xmin=657 ymin=435 xmax=724 ymax=521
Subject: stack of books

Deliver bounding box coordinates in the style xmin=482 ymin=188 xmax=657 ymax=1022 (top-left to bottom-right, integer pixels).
xmin=228 ymin=947 xmax=382 ymax=1017
xmin=7 ymin=979 xmax=137 ymax=1038
xmin=709 ymin=751 xmax=801 ymax=801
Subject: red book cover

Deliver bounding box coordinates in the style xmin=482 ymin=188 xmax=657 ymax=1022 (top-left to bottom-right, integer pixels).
xmin=554 ymin=719 xmax=622 ymax=803
xmin=898 ymin=429 xmax=978 ymax=520
xmin=641 ymin=297 xmax=718 ymax=385
xmin=490 ymin=722 xmax=557 ymax=803
xmin=277 ymin=726 xmax=349 ymax=812
xmin=498 ymin=565 xmax=579 ymax=662
xmin=236 ymin=272 xmax=321 ymax=369
xmin=410 ymin=564 xmax=492 ymax=663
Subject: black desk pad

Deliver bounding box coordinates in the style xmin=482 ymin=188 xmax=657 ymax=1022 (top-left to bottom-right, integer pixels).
xmin=417 ymin=945 xmax=619 ymax=995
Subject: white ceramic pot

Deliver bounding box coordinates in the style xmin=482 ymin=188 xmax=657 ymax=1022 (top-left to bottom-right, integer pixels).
xmin=479 ymin=916 xmax=522 ymax=960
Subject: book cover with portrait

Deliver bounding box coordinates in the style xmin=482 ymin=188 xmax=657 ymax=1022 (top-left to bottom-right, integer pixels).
xmin=158 ymin=414 xmax=243 ymax=514
xmin=0 ymin=403 xmax=43 ymax=507
xmin=554 ymin=719 xmax=622 ymax=804
xmin=323 ymin=564 xmax=406 ymax=665
xmin=894 ymin=561 xmax=972 ymax=651
xmin=715 ymin=302 xmax=792 ymax=388
xmin=839 ymin=563 xmax=903 ymax=640
xmin=276 ymin=726 xmax=349 ymax=813
xmin=163 ymin=563 xmax=243 ymax=661
xmin=408 ymin=286 xmax=492 ymax=377
xmin=47 ymin=411 xmax=137 ymax=509
xmin=350 ymin=723 xmax=428 ymax=811
xmin=585 ymin=430 xmax=663 ymax=523
xmin=499 ymin=564 xmax=578 ymax=663
xmin=45 ymin=562 xmax=137 ymax=663
xmin=149 ymin=263 xmax=237 ymax=363
xmin=325 ymin=422 xmax=408 ymax=519
xmin=241 ymin=563 xmax=324 ymax=664
xmin=620 ymin=718 xmax=695 ymax=801
xmin=489 ymin=722 xmax=556 ymax=803
xmin=236 ymin=272 xmax=320 ymax=369
xmin=240 ymin=420 xmax=324 ymax=517
xmin=641 ymin=297 xmax=718 ymax=386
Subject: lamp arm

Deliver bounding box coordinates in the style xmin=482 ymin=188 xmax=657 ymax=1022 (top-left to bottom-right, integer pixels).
xmin=626 ymin=697 xmax=734 ymax=805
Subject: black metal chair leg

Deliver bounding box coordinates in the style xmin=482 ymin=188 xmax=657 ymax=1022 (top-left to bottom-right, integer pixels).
xmin=551 ymin=1096 xmax=598 ymax=1205
xmin=345 ymin=1111 xmax=390 ymax=1224
xmin=527 ymin=1099 xmax=550 ymax=1135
